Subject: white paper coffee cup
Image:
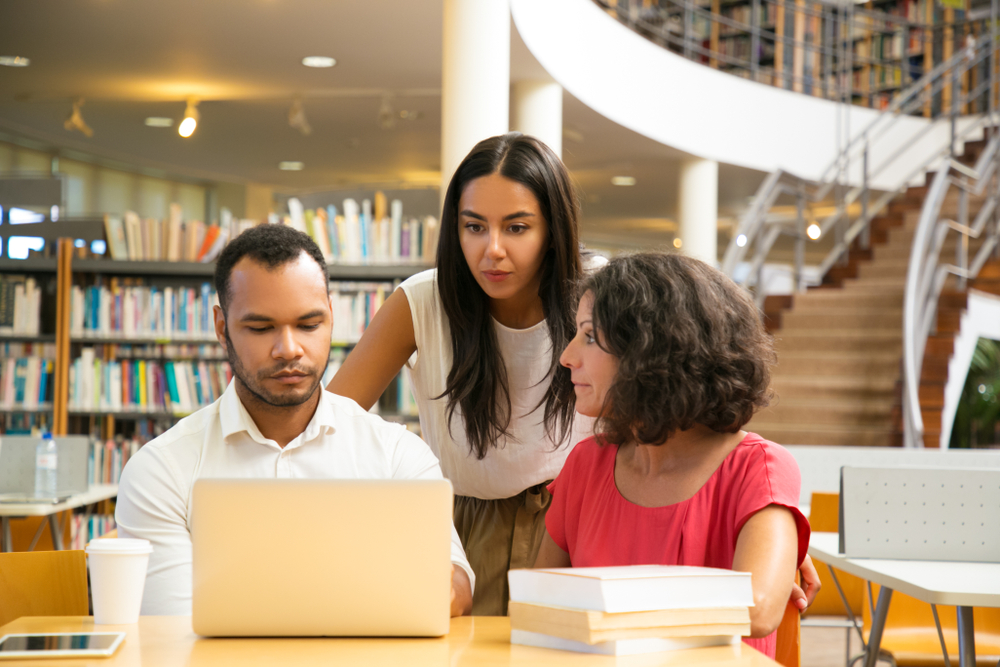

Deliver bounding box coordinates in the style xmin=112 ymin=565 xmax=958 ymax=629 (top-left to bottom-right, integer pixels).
xmin=86 ymin=538 xmax=153 ymax=625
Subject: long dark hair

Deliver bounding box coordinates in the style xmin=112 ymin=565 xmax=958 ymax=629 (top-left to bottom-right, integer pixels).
xmin=437 ymin=133 xmax=582 ymax=460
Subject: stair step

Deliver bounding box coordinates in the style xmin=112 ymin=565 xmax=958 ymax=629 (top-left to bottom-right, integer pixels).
xmin=857 ymin=262 xmax=911 ymax=279
xmin=775 ymin=352 xmax=900 ymax=377
xmin=781 ymin=308 xmax=903 ymax=329
xmin=770 ymin=376 xmax=897 ymax=402
xmin=745 ymin=423 xmax=896 ymax=447
xmin=774 ymin=331 xmax=902 ymax=354
xmin=795 ymin=291 xmax=904 ymax=308
xmin=755 ymin=400 xmax=895 ymax=426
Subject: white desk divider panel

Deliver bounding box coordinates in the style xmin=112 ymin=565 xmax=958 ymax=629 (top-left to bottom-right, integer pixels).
xmin=0 ymin=435 xmax=91 ymax=499
xmin=839 ymin=466 xmax=1000 ymax=562
xmin=785 ymin=445 xmax=1000 ymax=507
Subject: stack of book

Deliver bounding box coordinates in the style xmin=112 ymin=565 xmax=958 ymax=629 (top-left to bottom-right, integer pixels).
xmin=287 ymin=195 xmax=439 ymax=264
xmin=0 ymin=275 xmax=42 ymax=336
xmin=508 ymin=565 xmax=753 ymax=656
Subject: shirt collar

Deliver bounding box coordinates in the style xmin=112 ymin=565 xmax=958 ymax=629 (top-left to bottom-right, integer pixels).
xmin=219 ymin=380 xmax=338 ymax=449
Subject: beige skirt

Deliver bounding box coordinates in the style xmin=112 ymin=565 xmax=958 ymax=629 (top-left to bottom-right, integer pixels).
xmin=453 ymin=483 xmax=552 ymax=616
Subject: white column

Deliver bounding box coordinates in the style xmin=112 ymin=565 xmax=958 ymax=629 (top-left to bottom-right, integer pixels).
xmin=677 ymin=159 xmax=719 ymax=266
xmin=511 ymin=80 xmax=563 ymax=158
xmin=441 ymin=0 xmax=511 ymax=197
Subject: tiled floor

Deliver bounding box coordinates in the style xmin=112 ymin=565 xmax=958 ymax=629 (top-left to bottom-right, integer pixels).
xmin=803 ymin=623 xmax=857 ymax=667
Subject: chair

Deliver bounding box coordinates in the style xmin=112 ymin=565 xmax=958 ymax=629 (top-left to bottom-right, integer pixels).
xmin=804 ymin=491 xmax=867 ymax=667
xmin=0 ymin=550 xmax=89 ymax=628
xmin=776 ymin=600 xmax=802 ymax=667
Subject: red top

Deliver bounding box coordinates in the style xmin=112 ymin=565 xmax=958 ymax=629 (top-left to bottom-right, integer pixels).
xmin=546 ymin=432 xmax=810 ymax=659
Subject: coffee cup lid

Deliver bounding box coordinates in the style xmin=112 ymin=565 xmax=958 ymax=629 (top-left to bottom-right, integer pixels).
xmin=85 ymin=537 xmax=153 ymax=555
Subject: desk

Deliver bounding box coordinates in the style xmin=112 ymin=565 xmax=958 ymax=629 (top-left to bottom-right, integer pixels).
xmin=0 ymin=616 xmax=781 ymax=667
xmin=809 ymin=532 xmax=1000 ymax=667
xmin=0 ymin=484 xmax=118 ymax=552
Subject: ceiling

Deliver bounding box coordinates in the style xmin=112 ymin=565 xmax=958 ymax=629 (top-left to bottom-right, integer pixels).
xmin=0 ymin=0 xmax=768 ymax=248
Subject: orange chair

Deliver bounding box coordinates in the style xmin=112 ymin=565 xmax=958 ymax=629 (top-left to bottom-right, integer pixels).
xmin=0 ymin=550 xmax=89 ymax=628
xmin=776 ymin=601 xmax=802 ymax=667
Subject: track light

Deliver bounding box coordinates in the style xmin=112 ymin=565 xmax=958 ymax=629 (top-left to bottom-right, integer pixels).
xmin=64 ymin=98 xmax=93 ymax=137
xmin=179 ymin=98 xmax=199 ymax=138
xmin=288 ymin=98 xmax=312 ymax=136
xmin=807 ymin=223 xmax=822 ymax=240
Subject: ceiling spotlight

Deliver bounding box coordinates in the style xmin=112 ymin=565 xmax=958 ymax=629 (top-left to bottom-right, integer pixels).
xmin=64 ymin=98 xmax=93 ymax=137
xmin=145 ymin=117 xmax=173 ymax=128
xmin=302 ymin=56 xmax=336 ymax=68
xmin=806 ymin=223 xmax=822 ymax=240
xmin=178 ymin=98 xmax=199 ymax=138
xmin=279 ymin=161 xmax=304 ymax=171
xmin=0 ymin=56 xmax=30 ymax=67
xmin=398 ymin=109 xmax=423 ymax=121
xmin=736 ymin=234 xmax=748 ymax=247
xmin=611 ymin=176 xmax=636 ymax=186
xmin=673 ymin=238 xmax=683 ymax=249
xmin=288 ymin=98 xmax=312 ymax=136
xmin=378 ymin=94 xmax=396 ymax=130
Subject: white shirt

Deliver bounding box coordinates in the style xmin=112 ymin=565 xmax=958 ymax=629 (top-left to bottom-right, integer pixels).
xmin=115 ymin=381 xmax=475 ymax=616
xmin=399 ymin=269 xmax=595 ymax=499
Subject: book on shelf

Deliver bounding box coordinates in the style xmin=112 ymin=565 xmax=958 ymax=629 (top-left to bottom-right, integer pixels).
xmin=0 ymin=275 xmax=42 ymax=336
xmin=287 ymin=195 xmax=439 ymax=265
xmin=102 ymin=204 xmax=255 ymax=263
xmin=507 ymin=566 xmax=752 ymax=655
xmin=508 ymin=565 xmax=754 ymax=613
xmin=510 ymin=629 xmax=739 ymax=656
xmin=70 ymin=514 xmax=116 ymax=550
xmin=87 ymin=436 xmax=146 ymax=487
xmin=69 ymin=348 xmax=232 ymax=415
xmin=330 ymin=281 xmax=393 ymax=344
xmin=0 ymin=343 xmax=56 ymax=410
xmin=70 ymin=280 xmax=218 ymax=341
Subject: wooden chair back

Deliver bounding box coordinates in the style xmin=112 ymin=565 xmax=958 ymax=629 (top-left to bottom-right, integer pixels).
xmin=0 ymin=550 xmax=89 ymax=628
xmin=775 ymin=601 xmax=801 ymax=667
xmin=806 ymin=491 xmax=865 ymax=617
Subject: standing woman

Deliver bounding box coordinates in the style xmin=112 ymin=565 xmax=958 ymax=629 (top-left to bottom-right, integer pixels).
xmin=327 ymin=133 xmax=589 ymax=615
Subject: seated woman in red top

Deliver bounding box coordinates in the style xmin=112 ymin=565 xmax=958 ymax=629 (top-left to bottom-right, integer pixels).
xmin=535 ymin=252 xmax=812 ymax=659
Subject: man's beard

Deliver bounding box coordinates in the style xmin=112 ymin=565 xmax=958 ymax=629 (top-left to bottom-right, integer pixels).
xmin=224 ymin=326 xmax=328 ymax=408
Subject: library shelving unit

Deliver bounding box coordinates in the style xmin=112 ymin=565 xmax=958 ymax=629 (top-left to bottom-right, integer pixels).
xmin=0 ymin=245 xmax=429 ymax=442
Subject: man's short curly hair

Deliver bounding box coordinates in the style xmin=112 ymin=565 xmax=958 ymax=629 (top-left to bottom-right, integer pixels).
xmin=580 ymin=252 xmax=775 ymax=446
xmin=214 ymin=223 xmax=328 ymax=314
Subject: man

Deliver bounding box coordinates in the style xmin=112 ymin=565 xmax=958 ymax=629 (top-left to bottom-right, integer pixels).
xmin=116 ymin=224 xmax=474 ymax=616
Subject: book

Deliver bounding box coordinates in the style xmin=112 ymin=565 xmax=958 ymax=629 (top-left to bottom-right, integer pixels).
xmin=507 ymin=566 xmax=754 ymax=613
xmin=103 ymin=215 xmax=129 ymax=260
xmin=508 ymin=601 xmax=750 ymax=644
xmin=510 ymin=629 xmax=739 ymax=656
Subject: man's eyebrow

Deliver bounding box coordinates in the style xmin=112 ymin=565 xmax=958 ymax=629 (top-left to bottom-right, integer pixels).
xmin=239 ymin=310 xmax=327 ymax=323
xmin=459 ymin=210 xmax=536 ymax=222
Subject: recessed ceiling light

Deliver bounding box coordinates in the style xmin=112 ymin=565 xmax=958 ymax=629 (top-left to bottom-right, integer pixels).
xmin=611 ymin=176 xmax=636 ymax=186
xmin=145 ymin=117 xmax=174 ymax=127
xmin=302 ymin=56 xmax=336 ymax=68
xmin=0 ymin=56 xmax=30 ymax=67
xmin=279 ymin=161 xmax=304 ymax=171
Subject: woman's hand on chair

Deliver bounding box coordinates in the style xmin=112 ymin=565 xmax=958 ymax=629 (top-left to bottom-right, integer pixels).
xmin=790 ymin=554 xmax=821 ymax=611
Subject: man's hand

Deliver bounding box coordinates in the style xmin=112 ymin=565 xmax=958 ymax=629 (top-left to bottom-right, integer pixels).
xmin=450 ymin=565 xmax=472 ymax=617
xmin=790 ymin=554 xmax=821 ymax=611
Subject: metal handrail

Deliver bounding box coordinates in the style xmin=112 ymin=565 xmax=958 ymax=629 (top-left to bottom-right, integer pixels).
xmin=720 ymin=29 xmax=998 ymax=308
xmin=902 ymin=133 xmax=1000 ymax=447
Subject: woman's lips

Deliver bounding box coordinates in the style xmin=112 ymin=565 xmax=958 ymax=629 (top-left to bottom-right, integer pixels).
xmin=483 ymin=271 xmax=511 ymax=283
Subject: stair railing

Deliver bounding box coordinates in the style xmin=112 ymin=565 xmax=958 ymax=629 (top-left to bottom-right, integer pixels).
xmin=902 ymin=131 xmax=1000 ymax=448
xmin=720 ymin=30 xmax=999 ymax=307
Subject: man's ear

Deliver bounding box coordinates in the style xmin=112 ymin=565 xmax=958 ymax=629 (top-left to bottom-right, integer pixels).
xmin=213 ymin=304 xmax=228 ymax=352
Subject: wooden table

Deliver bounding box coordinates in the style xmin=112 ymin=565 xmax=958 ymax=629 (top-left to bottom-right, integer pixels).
xmin=0 ymin=484 xmax=118 ymax=552
xmin=0 ymin=616 xmax=781 ymax=667
xmin=809 ymin=532 xmax=1000 ymax=667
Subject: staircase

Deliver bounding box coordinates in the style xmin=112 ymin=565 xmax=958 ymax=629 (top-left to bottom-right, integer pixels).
xmin=747 ymin=141 xmax=1000 ymax=448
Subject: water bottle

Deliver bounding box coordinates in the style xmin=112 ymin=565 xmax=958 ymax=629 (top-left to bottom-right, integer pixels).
xmin=35 ymin=433 xmax=58 ymax=499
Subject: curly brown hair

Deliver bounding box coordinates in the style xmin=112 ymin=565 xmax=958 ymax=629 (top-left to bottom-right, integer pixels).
xmin=580 ymin=252 xmax=775 ymax=446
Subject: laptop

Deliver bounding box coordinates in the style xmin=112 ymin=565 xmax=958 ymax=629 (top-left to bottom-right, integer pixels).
xmin=191 ymin=478 xmax=454 ymax=637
